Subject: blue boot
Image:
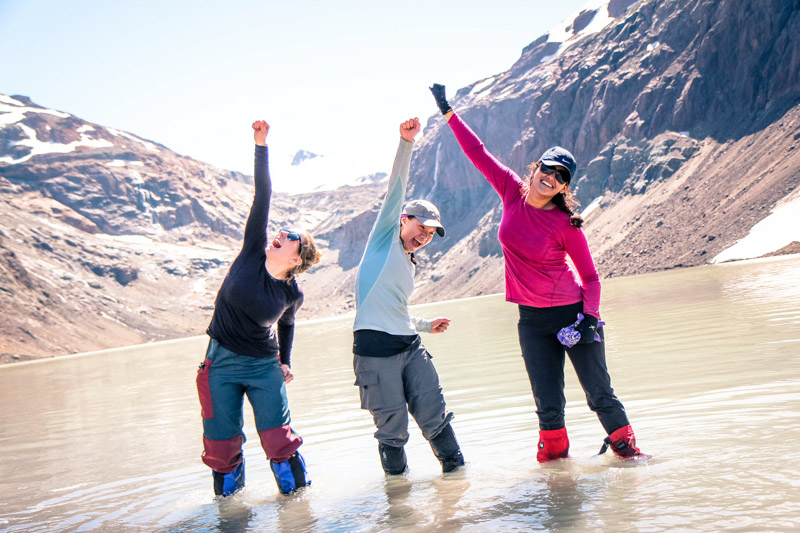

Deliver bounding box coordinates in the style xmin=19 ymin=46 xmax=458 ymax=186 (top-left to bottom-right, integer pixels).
xmin=270 ymin=452 xmax=310 ymax=494
xmin=212 ymin=458 xmax=245 ymax=497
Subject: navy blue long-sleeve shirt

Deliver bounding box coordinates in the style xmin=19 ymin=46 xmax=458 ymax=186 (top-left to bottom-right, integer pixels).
xmin=206 ymin=144 xmax=303 ymax=365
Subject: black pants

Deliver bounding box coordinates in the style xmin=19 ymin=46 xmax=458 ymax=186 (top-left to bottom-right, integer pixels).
xmin=518 ymin=302 xmax=629 ymax=434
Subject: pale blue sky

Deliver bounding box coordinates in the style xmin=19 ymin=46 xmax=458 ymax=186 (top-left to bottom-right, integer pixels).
xmin=1 ymin=0 xmax=588 ymax=190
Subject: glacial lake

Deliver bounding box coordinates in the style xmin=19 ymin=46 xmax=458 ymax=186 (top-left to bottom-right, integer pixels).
xmin=1 ymin=254 xmax=799 ymax=532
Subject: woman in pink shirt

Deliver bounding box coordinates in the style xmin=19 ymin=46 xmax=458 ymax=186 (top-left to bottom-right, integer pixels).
xmin=430 ymin=84 xmax=645 ymax=461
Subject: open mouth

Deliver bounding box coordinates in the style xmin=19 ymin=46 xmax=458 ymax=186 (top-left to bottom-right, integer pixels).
xmin=271 ymin=237 xmax=282 ymax=248
xmin=405 ymin=237 xmax=424 ymax=251
xmin=540 ymin=178 xmax=554 ymax=189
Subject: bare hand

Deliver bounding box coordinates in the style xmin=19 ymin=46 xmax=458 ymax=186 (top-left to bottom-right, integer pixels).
xmin=430 ymin=317 xmax=451 ymax=334
xmin=281 ymin=364 xmax=294 ymax=383
xmin=400 ymin=117 xmax=421 ymax=143
xmin=253 ymin=120 xmax=269 ymax=146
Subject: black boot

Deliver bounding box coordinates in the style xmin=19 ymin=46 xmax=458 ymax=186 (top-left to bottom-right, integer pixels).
xmin=429 ymin=424 xmax=465 ymax=473
xmin=379 ymin=442 xmax=408 ymax=475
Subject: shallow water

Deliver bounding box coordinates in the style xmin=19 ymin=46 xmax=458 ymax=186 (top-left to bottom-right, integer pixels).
xmin=1 ymin=255 xmax=799 ymax=532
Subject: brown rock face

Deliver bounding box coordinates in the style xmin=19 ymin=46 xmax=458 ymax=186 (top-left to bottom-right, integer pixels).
xmin=0 ymin=95 xmax=255 ymax=239
xmin=405 ymin=0 xmax=800 ymax=297
xmin=0 ymin=96 xmax=300 ymax=362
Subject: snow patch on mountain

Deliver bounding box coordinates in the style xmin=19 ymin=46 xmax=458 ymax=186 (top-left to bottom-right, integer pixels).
xmin=540 ymin=0 xmax=617 ymax=63
xmin=0 ymin=96 xmax=70 ymax=126
xmin=0 ymin=122 xmax=113 ymax=164
xmin=713 ymin=189 xmax=800 ymax=263
xmin=106 ymin=128 xmax=161 ymax=153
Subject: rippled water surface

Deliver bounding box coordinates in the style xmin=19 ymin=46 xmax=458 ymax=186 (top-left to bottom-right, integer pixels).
xmin=1 ymin=255 xmax=799 ymax=532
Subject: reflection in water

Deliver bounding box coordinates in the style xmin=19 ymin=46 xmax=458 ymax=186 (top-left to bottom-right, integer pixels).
xmin=211 ymin=498 xmax=255 ymax=533
xmin=1 ymin=255 xmax=799 ymax=532
xmin=374 ymin=473 xmax=472 ymax=531
xmin=468 ymin=469 xmax=587 ymax=531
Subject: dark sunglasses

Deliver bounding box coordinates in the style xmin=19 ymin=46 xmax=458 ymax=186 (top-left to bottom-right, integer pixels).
xmin=539 ymin=162 xmax=568 ymax=185
xmin=279 ymin=229 xmax=307 ymax=257
xmin=280 ymin=228 xmax=304 ymax=243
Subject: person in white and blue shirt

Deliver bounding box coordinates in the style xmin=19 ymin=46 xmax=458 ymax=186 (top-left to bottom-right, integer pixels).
xmin=352 ymin=117 xmax=465 ymax=475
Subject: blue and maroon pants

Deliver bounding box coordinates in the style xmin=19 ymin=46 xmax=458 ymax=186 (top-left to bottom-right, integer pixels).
xmin=196 ymin=338 xmax=302 ymax=473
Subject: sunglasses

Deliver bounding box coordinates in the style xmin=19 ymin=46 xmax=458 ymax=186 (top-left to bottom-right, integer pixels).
xmin=280 ymin=228 xmax=303 ymax=242
xmin=279 ymin=228 xmax=307 ymax=257
xmin=539 ymin=162 xmax=568 ymax=185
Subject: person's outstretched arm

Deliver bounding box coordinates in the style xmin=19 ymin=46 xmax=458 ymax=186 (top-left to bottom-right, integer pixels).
xmin=355 ymin=118 xmax=420 ymax=309
xmin=241 ymin=120 xmax=272 ymax=253
xmin=430 ymin=84 xmax=522 ymax=198
xmin=364 ymin=118 xmax=420 ymax=248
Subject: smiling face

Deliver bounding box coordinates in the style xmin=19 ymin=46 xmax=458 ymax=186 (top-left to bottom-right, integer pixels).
xmin=400 ymin=216 xmax=437 ymax=253
xmin=527 ymin=162 xmax=568 ymax=205
xmin=265 ymin=230 xmax=303 ymax=268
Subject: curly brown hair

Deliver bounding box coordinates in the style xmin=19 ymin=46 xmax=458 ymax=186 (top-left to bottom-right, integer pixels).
xmin=286 ymin=231 xmax=322 ymax=280
xmin=522 ymin=161 xmax=584 ymax=228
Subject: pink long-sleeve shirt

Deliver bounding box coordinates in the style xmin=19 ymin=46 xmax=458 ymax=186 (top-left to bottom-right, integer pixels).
xmin=448 ymin=113 xmax=601 ymax=317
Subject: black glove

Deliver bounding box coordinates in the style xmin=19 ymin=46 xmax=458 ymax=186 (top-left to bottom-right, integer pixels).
xmin=429 ymin=83 xmax=453 ymax=115
xmin=575 ymin=314 xmax=600 ymax=345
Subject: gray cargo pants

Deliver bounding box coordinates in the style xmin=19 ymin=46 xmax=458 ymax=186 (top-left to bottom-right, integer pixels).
xmin=353 ymin=341 xmax=454 ymax=448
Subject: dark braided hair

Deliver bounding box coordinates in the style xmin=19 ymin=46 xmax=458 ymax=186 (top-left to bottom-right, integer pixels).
xmin=551 ymin=189 xmax=584 ymax=228
xmin=523 ymin=161 xmax=584 ymax=228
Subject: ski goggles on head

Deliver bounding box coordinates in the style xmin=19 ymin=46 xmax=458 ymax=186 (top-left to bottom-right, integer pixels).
xmin=539 ymin=162 xmax=568 ymax=185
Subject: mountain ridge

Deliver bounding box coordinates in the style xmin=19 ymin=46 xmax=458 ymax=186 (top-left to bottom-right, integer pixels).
xmin=2 ymin=0 xmax=799 ymax=363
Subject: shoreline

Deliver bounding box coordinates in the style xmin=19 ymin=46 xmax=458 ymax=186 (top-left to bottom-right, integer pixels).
xmin=3 ymin=252 xmax=799 ymax=367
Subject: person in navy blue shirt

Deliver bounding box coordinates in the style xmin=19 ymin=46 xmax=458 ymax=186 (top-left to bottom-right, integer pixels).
xmin=196 ymin=119 xmax=322 ymax=496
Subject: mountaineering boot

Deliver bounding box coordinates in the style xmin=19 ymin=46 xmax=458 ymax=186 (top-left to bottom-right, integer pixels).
xmin=428 ymin=424 xmax=465 ymax=473
xmin=270 ymin=452 xmax=311 ymax=494
xmin=598 ymin=425 xmax=647 ymax=459
xmin=212 ymin=458 xmax=245 ymax=497
xmin=537 ymin=427 xmax=570 ymax=463
xmin=379 ymin=442 xmax=408 ymax=475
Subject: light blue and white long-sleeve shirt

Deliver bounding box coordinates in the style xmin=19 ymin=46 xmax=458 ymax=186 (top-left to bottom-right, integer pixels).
xmin=353 ymin=138 xmax=433 ymax=339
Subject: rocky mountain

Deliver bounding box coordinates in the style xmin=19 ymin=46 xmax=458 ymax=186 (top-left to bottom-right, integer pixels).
xmin=392 ymin=0 xmax=800 ymax=302
xmin=0 ymin=94 xmax=378 ymax=362
xmin=2 ymin=0 xmax=799 ymax=363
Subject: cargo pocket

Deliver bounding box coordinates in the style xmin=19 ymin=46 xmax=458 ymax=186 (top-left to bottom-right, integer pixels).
xmin=196 ymin=359 xmax=214 ymax=419
xmin=354 ymin=371 xmax=383 ymax=411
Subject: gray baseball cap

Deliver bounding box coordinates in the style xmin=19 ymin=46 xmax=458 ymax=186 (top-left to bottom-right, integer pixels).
xmin=402 ymin=199 xmax=445 ymax=237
